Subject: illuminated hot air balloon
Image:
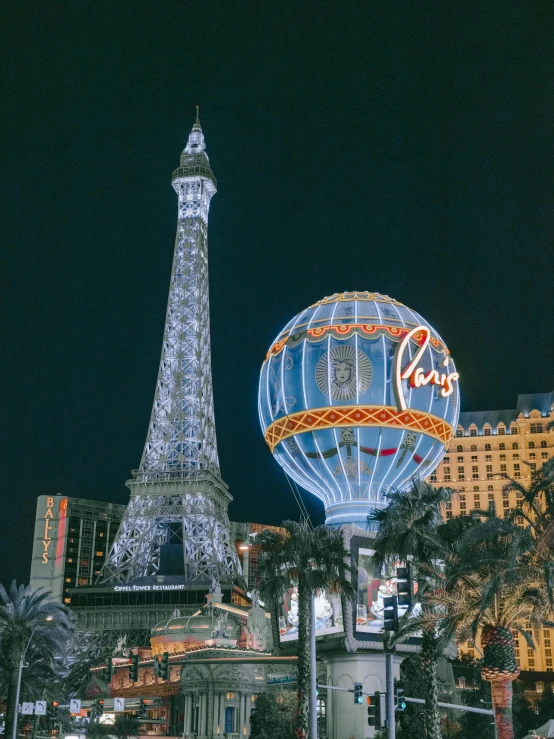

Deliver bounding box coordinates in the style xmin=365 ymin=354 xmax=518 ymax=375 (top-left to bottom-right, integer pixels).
xmin=258 ymin=292 xmax=460 ymax=526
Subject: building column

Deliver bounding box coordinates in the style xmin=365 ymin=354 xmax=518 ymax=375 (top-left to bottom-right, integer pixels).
xmin=239 ymin=692 xmax=246 ymax=736
xmin=246 ymin=694 xmax=253 ymax=737
xmin=218 ymin=693 xmax=225 ymax=735
xmin=212 ymin=692 xmax=219 ymax=736
xmin=198 ymin=693 xmax=205 ymax=737
xmin=184 ymin=693 xmax=192 ymax=736
xmin=206 ymin=685 xmax=214 ymax=739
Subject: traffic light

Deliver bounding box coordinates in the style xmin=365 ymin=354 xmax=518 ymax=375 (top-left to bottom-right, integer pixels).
xmin=129 ymin=654 xmax=139 ymax=681
xmin=367 ymin=691 xmax=381 ymax=727
xmin=153 ymin=655 xmax=160 ymax=677
xmin=138 ymin=699 xmax=148 ymax=718
xmin=50 ymin=701 xmax=59 ymax=719
xmin=395 ymin=687 xmax=407 ymax=711
xmin=382 ymin=595 xmax=399 ymax=633
xmin=396 ymin=566 xmax=412 ymax=610
xmin=94 ymin=699 xmax=104 ymax=717
xmin=104 ymin=657 xmax=113 ymax=682
xmin=353 ymin=682 xmax=363 ymax=704
xmin=159 ymin=651 xmax=169 ymax=680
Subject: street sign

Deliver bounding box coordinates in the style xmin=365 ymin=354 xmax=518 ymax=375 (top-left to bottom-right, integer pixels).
xmin=21 ymin=703 xmax=34 ymax=715
xmin=35 ymin=701 xmax=47 ymax=716
xmin=70 ymin=699 xmax=82 ymax=714
xmin=114 ymin=698 xmax=125 ymax=712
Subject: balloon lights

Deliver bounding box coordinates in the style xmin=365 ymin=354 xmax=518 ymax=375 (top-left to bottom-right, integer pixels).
xmin=258 ymin=292 xmax=460 ymax=526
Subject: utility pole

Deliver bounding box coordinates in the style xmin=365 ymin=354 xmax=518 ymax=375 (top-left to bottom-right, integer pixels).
xmin=385 ymin=649 xmax=396 ymax=739
xmin=309 ymin=592 xmax=318 ymax=739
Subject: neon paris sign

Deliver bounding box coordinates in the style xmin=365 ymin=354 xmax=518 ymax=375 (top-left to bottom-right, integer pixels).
xmin=393 ymin=325 xmax=459 ymax=412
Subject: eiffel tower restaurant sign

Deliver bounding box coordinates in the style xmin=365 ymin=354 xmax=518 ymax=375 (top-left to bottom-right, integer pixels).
xmin=259 ymin=292 xmax=460 ymax=526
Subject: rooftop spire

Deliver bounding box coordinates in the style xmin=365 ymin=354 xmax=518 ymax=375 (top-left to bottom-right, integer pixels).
xmin=184 ymin=107 xmax=206 ymax=155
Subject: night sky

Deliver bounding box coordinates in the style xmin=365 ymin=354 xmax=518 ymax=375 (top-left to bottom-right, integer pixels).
xmin=2 ymin=1 xmax=553 ymax=587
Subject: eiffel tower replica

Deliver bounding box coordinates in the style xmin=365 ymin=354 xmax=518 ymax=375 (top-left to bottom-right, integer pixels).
xmin=68 ymin=113 xmax=242 ymax=646
xmin=102 ymin=110 xmax=240 ymax=585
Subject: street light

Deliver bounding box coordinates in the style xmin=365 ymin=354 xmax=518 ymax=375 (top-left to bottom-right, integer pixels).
xmin=12 ymin=616 xmax=54 ymax=739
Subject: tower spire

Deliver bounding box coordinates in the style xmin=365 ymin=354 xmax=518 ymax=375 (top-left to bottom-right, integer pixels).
xmin=101 ymin=117 xmax=240 ymax=585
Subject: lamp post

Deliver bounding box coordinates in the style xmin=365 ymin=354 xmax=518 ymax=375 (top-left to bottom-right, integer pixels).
xmin=12 ymin=616 xmax=53 ymax=739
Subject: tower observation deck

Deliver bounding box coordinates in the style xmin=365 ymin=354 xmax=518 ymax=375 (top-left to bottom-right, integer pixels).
xmin=101 ymin=112 xmax=240 ymax=585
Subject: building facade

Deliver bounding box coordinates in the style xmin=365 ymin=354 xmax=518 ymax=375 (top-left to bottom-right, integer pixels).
xmin=429 ymin=391 xmax=554 ymax=671
xmin=30 ymin=495 xmax=125 ymax=604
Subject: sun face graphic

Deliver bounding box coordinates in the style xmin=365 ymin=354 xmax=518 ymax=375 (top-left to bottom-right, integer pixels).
xmin=315 ymin=345 xmax=373 ymax=401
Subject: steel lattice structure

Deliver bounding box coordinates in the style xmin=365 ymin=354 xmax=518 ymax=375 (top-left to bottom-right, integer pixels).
xmin=102 ymin=113 xmax=240 ymax=584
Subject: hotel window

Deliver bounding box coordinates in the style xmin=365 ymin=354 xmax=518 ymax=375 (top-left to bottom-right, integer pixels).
xmin=504 ymin=509 xmax=510 ymax=518
xmin=488 ymin=493 xmax=494 ymax=501
xmin=65 ymin=578 xmax=71 ymax=583
xmin=546 ymin=649 xmax=552 ymax=657
xmin=95 ymin=551 xmax=104 ymax=557
xmin=457 ymin=445 xmax=463 ymax=452
xmin=516 ymin=516 xmax=524 ymax=525
xmin=484 ymin=426 xmax=491 ymax=436
xmin=500 ymin=453 xmax=506 ymax=461
xmin=486 ymin=465 xmax=493 ymax=479
xmin=488 ymin=485 xmax=494 ymax=491
xmin=443 ymin=456 xmax=450 ymax=463
xmin=446 ymin=500 xmax=452 ymax=509
xmin=474 ymin=495 xmax=480 ymax=507
xmin=514 ymin=464 xmax=521 ymax=478
xmin=472 ymin=465 xmax=479 ymax=480
xmin=470 ymin=428 xmax=477 ymax=437
xmin=446 ymin=511 xmax=452 ymax=519
xmin=499 ymin=442 xmax=506 ymax=451
xmin=529 ymin=452 xmax=536 ymax=459
xmin=502 ymin=490 xmax=509 ymax=499
xmin=444 ymin=473 xmax=451 ymax=482
xmin=541 ymin=440 xmax=548 ymax=448
xmin=530 ymin=463 xmax=536 ymax=472
xmin=456 ymin=429 xmax=463 ymax=437
xmin=510 ymin=426 xmax=518 ymax=435
xmin=485 ymin=454 xmax=492 ymax=461
xmin=78 ymin=578 xmax=88 ymax=586
xmin=530 ymin=423 xmax=543 ymax=434
xmin=457 ymin=456 xmax=464 ymax=463
xmin=512 ymin=442 xmax=519 ymax=450
xmin=498 ymin=426 xmax=505 ymax=435
xmin=430 ymin=474 xmax=437 ymax=482
xmin=543 ymin=452 xmax=549 ymax=459
xmin=458 ymin=466 xmax=465 ymax=480
xmin=529 ymin=441 xmax=535 ymax=449
xmin=471 ymin=444 xmax=477 ymax=452
xmin=64 ymin=598 xmax=71 ymax=604
xmin=444 ymin=467 xmax=450 ymax=475
xmin=471 ymin=455 xmax=478 ymax=462
xmin=503 ymin=499 xmax=509 ymax=508
xmin=67 ymin=558 xmax=73 ymax=563
xmin=513 ymin=453 xmax=520 ymax=460
xmin=500 ymin=464 xmax=507 ymax=473
xmin=99 ymin=532 xmax=105 ymax=537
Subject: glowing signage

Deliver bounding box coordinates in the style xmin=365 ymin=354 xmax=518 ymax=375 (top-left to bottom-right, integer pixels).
xmin=394 ymin=325 xmax=459 ymax=412
xmin=41 ymin=497 xmax=55 ymax=563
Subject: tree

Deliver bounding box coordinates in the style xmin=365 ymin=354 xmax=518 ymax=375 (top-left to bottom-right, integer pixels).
xmin=455 ymin=660 xmax=495 ymax=739
xmin=536 ymin=682 xmax=554 ymax=728
xmin=395 ymin=653 xmax=427 ymax=739
xmin=419 ymin=516 xmax=554 ymax=739
xmin=512 ymin=681 xmax=536 ymax=739
xmin=249 ymin=690 xmax=296 ymax=739
xmin=369 ymin=479 xmax=455 ymax=739
xmin=257 ymin=520 xmax=355 ymax=739
xmin=0 ymin=582 xmax=73 ymax=739
xmin=111 ymin=714 xmax=143 ymax=739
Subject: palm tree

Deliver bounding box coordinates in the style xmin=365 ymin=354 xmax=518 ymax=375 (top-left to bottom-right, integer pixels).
xmin=0 ymin=582 xmax=73 ymax=739
xmin=111 ymin=714 xmax=143 ymax=739
xmin=368 ymin=479 xmax=455 ymax=739
xmin=257 ymin=520 xmax=355 ymax=739
xmin=419 ymin=516 xmax=554 ymax=739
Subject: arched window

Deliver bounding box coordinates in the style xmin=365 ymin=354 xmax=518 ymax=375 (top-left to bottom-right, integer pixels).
xmin=529 ymin=441 xmax=535 ymax=449
xmin=487 ymin=485 xmax=494 ymax=491
xmin=499 ymin=442 xmax=506 ymax=451
xmin=512 ymin=442 xmax=519 ymax=450
xmin=473 ymin=485 xmax=480 ymax=491
xmin=541 ymin=440 xmax=548 ymax=448
xmin=471 ymin=444 xmax=477 ymax=452
xmin=510 ymin=426 xmax=518 ymax=435
xmin=485 ymin=443 xmax=491 ymax=451
xmin=457 ymin=445 xmax=463 ymax=452
xmin=470 ymin=427 xmax=477 ymax=437
xmin=484 ymin=425 xmax=492 ymax=436
xmin=498 ymin=425 xmax=506 ymax=435
xmin=456 ymin=428 xmax=463 ymax=437
xmin=317 ymin=699 xmax=326 ymax=736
